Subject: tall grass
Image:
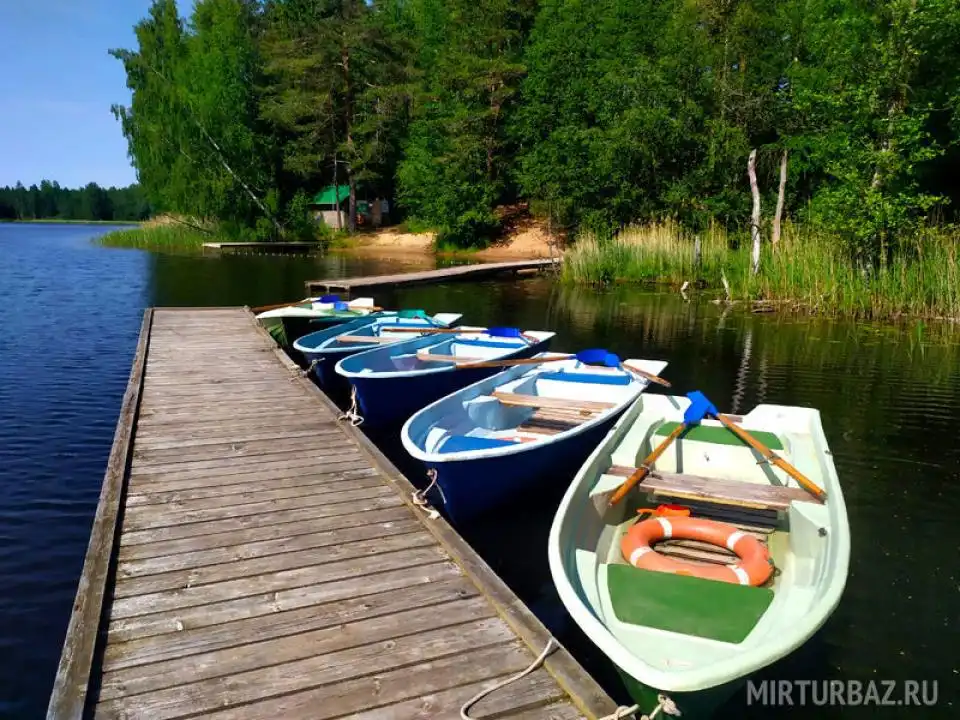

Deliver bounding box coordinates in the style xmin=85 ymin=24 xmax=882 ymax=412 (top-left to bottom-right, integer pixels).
xmin=562 ymin=221 xmax=960 ymax=319
xmin=95 ymin=224 xmax=210 ymax=250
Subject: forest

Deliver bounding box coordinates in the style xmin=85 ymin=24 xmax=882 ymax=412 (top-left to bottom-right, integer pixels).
xmin=111 ymin=0 xmax=960 ymax=313
xmin=0 ymin=182 xmax=150 ymax=222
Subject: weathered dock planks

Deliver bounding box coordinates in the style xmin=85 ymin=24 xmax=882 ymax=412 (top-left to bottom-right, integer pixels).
xmin=306 ymin=258 xmax=558 ymax=294
xmin=48 ymin=307 xmax=615 ymax=720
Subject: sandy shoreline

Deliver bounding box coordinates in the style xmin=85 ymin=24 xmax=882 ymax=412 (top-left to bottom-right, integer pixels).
xmin=347 ymin=217 xmax=562 ymax=260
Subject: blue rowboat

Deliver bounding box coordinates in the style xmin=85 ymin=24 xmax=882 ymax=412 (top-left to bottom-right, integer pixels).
xmin=400 ymin=354 xmax=668 ymax=523
xmin=292 ymin=310 xmax=463 ymax=391
xmin=335 ymin=328 xmax=556 ymax=427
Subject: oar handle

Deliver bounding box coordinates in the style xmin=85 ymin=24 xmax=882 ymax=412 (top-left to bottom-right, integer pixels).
xmin=622 ymin=363 xmax=671 ymax=388
xmin=609 ymin=423 xmax=687 ymax=505
xmin=252 ymin=296 xmax=311 ymax=313
xmin=253 ymin=299 xmax=382 ymax=314
xmin=455 ymin=354 xmax=575 ymax=369
xmin=714 ymin=414 xmax=827 ymax=503
xmin=389 ymin=327 xmax=476 ymax=334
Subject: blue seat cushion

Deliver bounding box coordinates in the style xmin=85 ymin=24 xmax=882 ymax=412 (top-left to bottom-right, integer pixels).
xmin=439 ymin=435 xmax=517 ymax=454
xmin=538 ymin=370 xmax=631 ymax=385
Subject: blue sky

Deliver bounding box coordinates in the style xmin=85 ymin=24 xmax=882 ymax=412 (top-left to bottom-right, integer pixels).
xmin=0 ymin=1 xmax=185 ymax=189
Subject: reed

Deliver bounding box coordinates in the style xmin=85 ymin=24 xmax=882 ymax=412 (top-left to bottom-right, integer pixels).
xmin=562 ymin=221 xmax=960 ymax=320
xmin=95 ymin=224 xmax=210 ymax=250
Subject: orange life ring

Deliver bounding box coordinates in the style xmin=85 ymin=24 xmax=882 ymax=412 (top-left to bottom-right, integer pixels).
xmin=621 ymin=517 xmax=773 ymax=586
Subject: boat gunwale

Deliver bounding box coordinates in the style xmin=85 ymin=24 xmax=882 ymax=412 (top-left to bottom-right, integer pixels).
xmin=292 ymin=313 xmax=464 ymax=355
xmin=335 ymin=330 xmax=557 ymax=380
xmin=292 ymin=315 xmax=383 ymax=355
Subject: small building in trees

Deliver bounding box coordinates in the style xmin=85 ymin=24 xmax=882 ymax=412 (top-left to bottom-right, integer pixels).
xmin=309 ymin=185 xmax=350 ymax=228
xmin=309 ymin=185 xmax=390 ymax=228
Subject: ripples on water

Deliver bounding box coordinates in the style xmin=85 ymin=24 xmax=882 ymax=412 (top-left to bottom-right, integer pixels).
xmin=0 ymin=225 xmax=957 ymax=717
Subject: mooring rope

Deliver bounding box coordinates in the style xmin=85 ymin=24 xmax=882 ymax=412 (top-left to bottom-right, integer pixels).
xmin=598 ymin=693 xmax=681 ymax=720
xmin=299 ymin=359 xmax=319 ymax=378
xmin=411 ymin=468 xmax=440 ymax=519
xmin=460 ymin=639 xmax=558 ymax=719
xmin=337 ymin=386 xmax=364 ymax=426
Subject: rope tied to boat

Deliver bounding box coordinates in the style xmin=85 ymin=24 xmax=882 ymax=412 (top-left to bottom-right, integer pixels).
xmin=599 ymin=693 xmax=681 ymax=720
xmin=299 ymin=359 xmax=319 ymax=378
xmin=337 ymin=386 xmax=364 ymax=427
xmin=460 ymin=638 xmax=558 ymax=719
xmin=411 ymin=468 xmax=440 ymax=519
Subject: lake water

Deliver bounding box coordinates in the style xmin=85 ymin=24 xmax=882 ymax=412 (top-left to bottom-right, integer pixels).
xmin=0 ymin=223 xmax=956 ymax=718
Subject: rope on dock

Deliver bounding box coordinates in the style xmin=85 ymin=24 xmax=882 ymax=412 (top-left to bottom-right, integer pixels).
xmin=460 ymin=638 xmax=557 ymax=719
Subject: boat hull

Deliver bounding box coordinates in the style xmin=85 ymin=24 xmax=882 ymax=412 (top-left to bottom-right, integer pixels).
xmin=425 ymin=406 xmax=629 ymax=524
xmin=282 ymin=315 xmax=359 ymax=350
xmin=351 ymin=339 xmax=550 ymax=427
xmin=352 ymin=366 xmax=501 ymax=428
xmin=302 ymin=351 xmax=356 ymax=399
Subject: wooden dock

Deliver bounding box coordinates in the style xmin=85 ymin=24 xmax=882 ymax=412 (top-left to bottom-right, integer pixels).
xmin=306 ymin=258 xmax=558 ymax=294
xmin=48 ymin=307 xmax=615 ymax=720
xmin=203 ymin=242 xmax=322 ymax=253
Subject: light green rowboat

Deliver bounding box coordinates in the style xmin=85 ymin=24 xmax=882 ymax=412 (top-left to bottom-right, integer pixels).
xmin=548 ymin=393 xmax=849 ymax=717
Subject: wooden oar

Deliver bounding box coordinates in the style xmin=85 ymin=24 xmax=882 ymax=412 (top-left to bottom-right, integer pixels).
xmin=713 ymin=413 xmax=827 ymax=503
xmin=455 ymin=355 xmax=568 ymax=369
xmin=252 ymin=297 xmax=311 ymax=313
xmin=386 ymin=327 xmax=482 ymax=334
xmin=252 ymin=298 xmax=382 ymax=314
xmin=454 ymin=354 xmax=671 ymax=387
xmin=608 ymin=423 xmax=687 ymax=505
xmin=387 ymin=327 xmax=539 ymax=343
xmin=622 ymin=362 xmax=673 ymax=388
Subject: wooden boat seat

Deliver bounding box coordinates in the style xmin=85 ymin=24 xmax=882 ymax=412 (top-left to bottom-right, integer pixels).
xmin=607 ymin=465 xmax=813 ymax=511
xmin=493 ymin=391 xmax=616 ymax=413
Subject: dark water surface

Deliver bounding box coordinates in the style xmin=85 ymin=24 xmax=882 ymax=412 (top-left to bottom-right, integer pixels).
xmin=1 ymin=224 xmax=957 ymax=718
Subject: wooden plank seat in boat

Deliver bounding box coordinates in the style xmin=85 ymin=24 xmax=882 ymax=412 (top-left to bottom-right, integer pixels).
xmin=654 ymin=538 xmax=740 ymax=565
xmin=492 ymin=391 xmax=616 ymax=414
xmin=607 ymin=465 xmax=813 ymax=511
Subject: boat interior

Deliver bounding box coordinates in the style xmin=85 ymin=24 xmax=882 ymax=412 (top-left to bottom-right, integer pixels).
xmin=577 ymin=395 xmax=835 ymax=670
xmin=412 ymin=358 xmax=661 ymax=455
xmin=329 ymin=315 xmax=450 ymax=348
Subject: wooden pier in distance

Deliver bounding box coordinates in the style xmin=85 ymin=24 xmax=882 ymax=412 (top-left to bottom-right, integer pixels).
xmin=47 ymin=307 xmax=614 ymax=720
xmin=306 ymin=258 xmax=558 ymax=294
xmin=203 ymin=241 xmax=322 ymax=253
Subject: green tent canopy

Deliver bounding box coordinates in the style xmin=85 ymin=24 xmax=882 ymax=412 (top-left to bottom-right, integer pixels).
xmin=311 ymin=185 xmax=351 ymax=206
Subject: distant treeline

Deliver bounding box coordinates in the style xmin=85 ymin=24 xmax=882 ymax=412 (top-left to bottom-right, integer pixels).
xmin=0 ymin=182 xmax=150 ymax=222
xmin=113 ymin=0 xmax=960 ymax=254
